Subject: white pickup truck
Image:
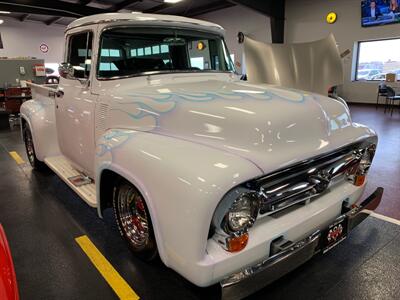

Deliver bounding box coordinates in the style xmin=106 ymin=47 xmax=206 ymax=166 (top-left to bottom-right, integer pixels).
xmin=21 ymin=13 xmax=383 ymax=299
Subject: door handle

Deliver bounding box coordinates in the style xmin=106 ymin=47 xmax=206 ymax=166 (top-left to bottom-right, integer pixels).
xmin=56 ymin=90 xmax=64 ymax=98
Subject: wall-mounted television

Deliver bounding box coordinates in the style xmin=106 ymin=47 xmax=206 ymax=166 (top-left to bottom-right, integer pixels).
xmin=362 ymin=0 xmax=400 ymax=27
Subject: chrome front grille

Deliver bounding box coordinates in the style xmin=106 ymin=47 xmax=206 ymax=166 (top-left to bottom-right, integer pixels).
xmin=253 ymin=143 xmax=366 ymax=216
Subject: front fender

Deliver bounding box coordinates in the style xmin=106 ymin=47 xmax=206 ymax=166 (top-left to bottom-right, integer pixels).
xmin=95 ymin=129 xmax=262 ymax=283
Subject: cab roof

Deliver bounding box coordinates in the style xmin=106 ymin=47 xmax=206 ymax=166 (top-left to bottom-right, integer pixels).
xmin=67 ymin=13 xmax=225 ymax=35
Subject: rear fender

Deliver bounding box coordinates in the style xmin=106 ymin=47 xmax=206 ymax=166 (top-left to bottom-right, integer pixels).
xmin=20 ymin=99 xmax=60 ymax=161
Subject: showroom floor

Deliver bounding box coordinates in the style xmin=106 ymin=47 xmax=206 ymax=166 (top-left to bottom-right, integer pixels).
xmin=0 ymin=104 xmax=399 ymax=300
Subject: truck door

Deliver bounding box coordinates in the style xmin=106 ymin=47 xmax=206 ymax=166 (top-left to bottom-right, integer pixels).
xmin=56 ymin=30 xmax=97 ymax=177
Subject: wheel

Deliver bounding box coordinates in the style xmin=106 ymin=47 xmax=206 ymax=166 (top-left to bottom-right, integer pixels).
xmin=23 ymin=125 xmax=46 ymax=170
xmin=113 ymin=180 xmax=158 ymax=261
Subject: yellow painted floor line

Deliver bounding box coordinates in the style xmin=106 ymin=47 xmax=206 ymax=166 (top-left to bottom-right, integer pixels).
xmin=364 ymin=210 xmax=400 ymax=226
xmin=9 ymin=151 xmax=25 ymax=165
xmin=75 ymin=235 xmax=140 ymax=300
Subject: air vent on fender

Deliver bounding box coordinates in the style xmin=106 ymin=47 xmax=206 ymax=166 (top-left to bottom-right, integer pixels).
xmin=95 ymin=103 xmax=109 ymax=137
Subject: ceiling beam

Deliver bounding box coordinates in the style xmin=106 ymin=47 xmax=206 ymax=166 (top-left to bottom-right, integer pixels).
xmin=0 ymin=0 xmax=106 ymax=18
xmin=143 ymin=3 xmax=172 ymax=14
xmin=145 ymin=0 xmax=235 ymax=16
xmin=185 ymin=1 xmax=236 ymax=17
xmin=228 ymin=0 xmax=285 ymax=19
xmin=270 ymin=16 xmax=284 ymax=43
xmin=45 ymin=16 xmax=62 ymax=25
xmin=112 ymin=0 xmax=142 ymax=12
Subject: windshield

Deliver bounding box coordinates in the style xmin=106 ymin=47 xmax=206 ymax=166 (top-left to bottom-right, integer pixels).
xmin=97 ymin=27 xmax=234 ymax=79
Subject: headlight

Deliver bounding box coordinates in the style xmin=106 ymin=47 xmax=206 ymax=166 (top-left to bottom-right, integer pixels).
xmin=358 ymin=144 xmax=376 ymax=174
xmin=348 ymin=143 xmax=376 ymax=186
xmin=226 ymin=193 xmax=259 ymax=233
xmin=212 ymin=190 xmax=260 ymax=252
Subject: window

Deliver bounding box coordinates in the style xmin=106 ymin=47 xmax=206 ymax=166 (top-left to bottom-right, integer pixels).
xmin=160 ymin=44 xmax=169 ymax=53
xmin=97 ymin=27 xmax=234 ymax=79
xmin=190 ymin=57 xmax=205 ymax=69
xmin=99 ymin=62 xmax=118 ymax=71
xmin=101 ymin=49 xmax=121 ymax=57
xmin=355 ymin=38 xmax=400 ymax=81
xmin=152 ymin=45 xmax=160 ymax=54
xmin=67 ymin=32 xmax=93 ymax=79
xmin=100 ymin=48 xmax=122 ymax=72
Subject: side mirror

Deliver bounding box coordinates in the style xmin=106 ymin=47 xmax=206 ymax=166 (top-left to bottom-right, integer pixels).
xmin=58 ymin=63 xmax=74 ymax=80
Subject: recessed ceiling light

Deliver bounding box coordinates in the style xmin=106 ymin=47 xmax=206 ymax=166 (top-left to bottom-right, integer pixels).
xmin=164 ymin=0 xmax=183 ymax=3
xmin=0 ymin=20 xmax=4 ymax=25
xmin=0 ymin=11 xmax=10 ymax=14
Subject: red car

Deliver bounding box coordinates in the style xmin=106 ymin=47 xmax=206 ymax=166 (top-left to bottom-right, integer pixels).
xmin=0 ymin=224 xmax=19 ymax=300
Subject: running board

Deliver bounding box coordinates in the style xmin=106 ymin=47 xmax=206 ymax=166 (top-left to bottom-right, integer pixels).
xmin=44 ymin=156 xmax=97 ymax=207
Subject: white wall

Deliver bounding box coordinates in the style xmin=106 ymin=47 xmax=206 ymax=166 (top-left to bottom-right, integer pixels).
xmin=0 ymin=17 xmax=65 ymax=64
xmin=0 ymin=8 xmax=270 ymax=73
xmin=285 ymin=0 xmax=400 ymax=103
xmin=198 ymin=5 xmax=271 ymax=74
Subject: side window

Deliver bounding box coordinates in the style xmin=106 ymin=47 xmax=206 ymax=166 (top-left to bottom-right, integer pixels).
xmin=67 ymin=32 xmax=93 ymax=79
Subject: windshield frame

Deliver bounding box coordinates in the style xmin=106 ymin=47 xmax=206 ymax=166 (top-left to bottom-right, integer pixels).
xmin=96 ymin=25 xmax=235 ymax=81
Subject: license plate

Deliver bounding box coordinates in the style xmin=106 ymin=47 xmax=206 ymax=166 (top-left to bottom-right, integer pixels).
xmin=321 ymin=217 xmax=348 ymax=254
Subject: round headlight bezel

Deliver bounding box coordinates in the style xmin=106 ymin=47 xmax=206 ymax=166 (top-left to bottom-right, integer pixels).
xmin=222 ymin=192 xmax=260 ymax=235
xmin=358 ymin=144 xmax=376 ymax=175
xmin=347 ymin=143 xmax=376 ymax=186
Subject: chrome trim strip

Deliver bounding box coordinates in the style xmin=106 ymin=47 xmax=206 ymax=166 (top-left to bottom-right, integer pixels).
xmin=254 ymin=140 xmax=375 ymax=216
xmin=252 ymin=141 xmax=366 ymax=187
xmin=259 ymin=150 xmax=360 ymax=215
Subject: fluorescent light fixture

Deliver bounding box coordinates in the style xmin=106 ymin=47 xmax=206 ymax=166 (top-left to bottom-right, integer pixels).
xmin=0 ymin=20 xmax=3 ymax=25
xmin=164 ymin=0 xmax=183 ymax=3
xmin=0 ymin=11 xmax=10 ymax=14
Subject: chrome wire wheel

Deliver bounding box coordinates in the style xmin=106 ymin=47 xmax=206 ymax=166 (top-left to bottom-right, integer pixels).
xmin=23 ymin=126 xmax=46 ymax=170
xmin=24 ymin=129 xmax=35 ymax=166
xmin=117 ymin=184 xmax=150 ymax=250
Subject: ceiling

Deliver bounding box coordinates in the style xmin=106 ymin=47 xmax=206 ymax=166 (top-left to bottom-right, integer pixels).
xmin=0 ymin=0 xmax=237 ymax=26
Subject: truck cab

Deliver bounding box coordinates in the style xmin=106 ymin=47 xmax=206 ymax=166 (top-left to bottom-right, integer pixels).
xmin=56 ymin=14 xmax=233 ymax=178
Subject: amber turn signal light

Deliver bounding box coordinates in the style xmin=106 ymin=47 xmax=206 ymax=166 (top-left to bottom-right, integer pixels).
xmin=354 ymin=175 xmax=366 ymax=186
xmin=226 ymin=233 xmax=249 ymax=252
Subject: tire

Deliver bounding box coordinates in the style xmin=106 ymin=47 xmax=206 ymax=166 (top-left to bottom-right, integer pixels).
xmin=113 ymin=180 xmax=158 ymax=261
xmin=23 ymin=125 xmax=47 ymax=170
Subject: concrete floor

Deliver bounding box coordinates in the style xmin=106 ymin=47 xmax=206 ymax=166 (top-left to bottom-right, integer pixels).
xmin=0 ymin=104 xmax=399 ymax=299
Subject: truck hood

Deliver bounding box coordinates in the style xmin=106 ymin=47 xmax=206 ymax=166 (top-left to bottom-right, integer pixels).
xmin=107 ymin=79 xmax=375 ymax=173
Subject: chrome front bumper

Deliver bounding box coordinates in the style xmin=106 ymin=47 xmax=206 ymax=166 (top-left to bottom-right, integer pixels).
xmin=220 ymin=187 xmax=384 ymax=300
